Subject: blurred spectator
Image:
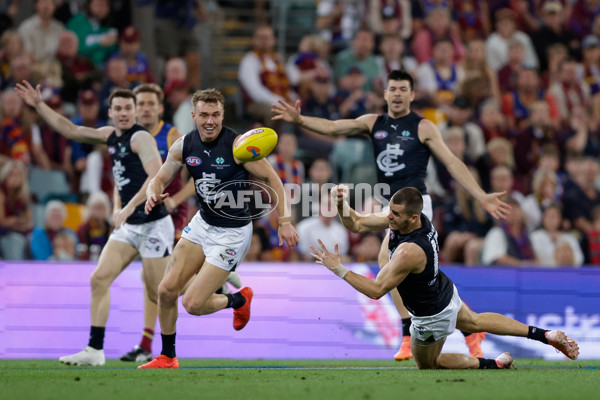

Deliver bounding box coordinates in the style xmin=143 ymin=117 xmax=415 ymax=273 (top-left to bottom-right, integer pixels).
xmin=254 ymin=211 xmax=298 ymax=262
xmin=463 ymin=38 xmax=501 ymax=104
xmin=531 ymin=1 xmax=580 ymax=72
xmin=315 ymin=0 xmax=365 ymax=51
xmin=586 ymin=205 xmax=600 ymax=264
xmin=66 ymin=0 xmax=118 ymax=67
xmin=482 ymin=163 xmax=525 ymax=208
xmin=441 ymin=167 xmax=492 ymax=265
xmin=2 ymin=52 xmax=34 ymax=90
xmin=411 ymin=7 xmax=465 ymax=64
xmin=334 ymin=67 xmax=375 ymax=119
xmin=17 ymin=0 xmax=65 ymax=62
xmin=562 ymin=157 xmax=600 ymax=234
xmin=352 ymin=232 xmax=382 ymax=263
xmin=110 ymin=25 xmax=153 ymax=85
xmin=76 ymin=191 xmax=112 ymax=261
xmin=565 ymin=104 xmax=600 ymax=158
xmin=427 ymin=126 xmax=467 ymax=202
xmin=530 ymin=203 xmax=583 ymax=267
xmin=299 ymin=157 xmax=333 ymax=220
xmin=481 ymin=197 xmax=539 ymax=266
xmin=566 ymin=0 xmax=597 ymax=39
xmin=485 ymin=8 xmax=538 ymax=72
xmin=549 ymin=58 xmax=590 ymax=125
xmin=56 ymin=30 xmax=102 ymax=104
xmin=30 ymin=199 xmax=76 ymax=260
xmin=477 ymin=99 xmax=510 ymax=143
xmin=267 ymin=132 xmax=304 ymax=185
xmin=416 ymin=37 xmax=465 ymax=106
xmin=163 ymin=78 xmax=194 ymax=134
xmin=521 ymin=168 xmax=562 ymax=233
xmin=162 ymin=57 xmax=187 ymax=86
xmin=543 ymin=43 xmax=569 ymax=89
xmin=497 ymin=39 xmax=526 ymax=93
xmin=501 ymin=68 xmax=559 ymax=131
xmin=1 ymin=88 xmax=34 ymax=165
xmin=243 ymin=226 xmax=275 ymax=262
xmin=0 ymin=29 xmax=24 ymax=87
xmin=296 ymin=194 xmax=349 ymax=261
xmin=375 ymin=33 xmax=417 ymax=91
xmin=367 ymin=0 xmax=412 ymax=41
xmin=49 ymin=230 xmax=76 ymax=260
xmin=513 ymin=101 xmax=561 ymax=189
xmin=445 ymin=96 xmax=485 ymax=162
xmin=154 ymin=0 xmax=202 ymax=89
xmin=285 ymin=34 xmax=331 ymax=100
xmin=99 ymin=57 xmax=131 ymax=118
xmin=333 ymin=27 xmax=379 ymax=92
xmin=238 ymin=25 xmax=296 ymax=128
xmin=0 ymin=159 xmax=32 ymax=259
xmin=0 ymin=0 xmax=17 ymax=35
xmin=578 ymin=35 xmax=600 ymax=96
xmin=452 ymin=0 xmax=491 ymax=43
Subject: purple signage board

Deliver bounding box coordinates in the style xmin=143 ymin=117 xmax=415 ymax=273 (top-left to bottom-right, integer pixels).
xmin=0 ymin=261 xmax=598 ymax=360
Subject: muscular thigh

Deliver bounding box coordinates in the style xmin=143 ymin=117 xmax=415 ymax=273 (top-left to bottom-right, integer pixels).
xmin=142 ymin=256 xmax=170 ymax=292
xmin=93 ymin=239 xmax=139 ymax=282
xmin=161 ymin=238 xmax=206 ymax=292
xmin=182 ymin=261 xmax=230 ymax=306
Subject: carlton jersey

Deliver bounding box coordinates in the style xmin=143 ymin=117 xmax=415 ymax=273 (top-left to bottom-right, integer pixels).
xmin=152 ymin=120 xmax=188 ymax=231
xmin=107 ymin=124 xmax=168 ymax=224
xmin=182 ymin=127 xmax=251 ymax=228
xmin=371 ymin=112 xmax=430 ymax=197
xmin=388 ymin=214 xmax=454 ymax=317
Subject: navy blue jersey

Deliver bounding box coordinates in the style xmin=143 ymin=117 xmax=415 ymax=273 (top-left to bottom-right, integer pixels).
xmin=388 ymin=214 xmax=454 ymax=316
xmin=182 ymin=127 xmax=251 ymax=228
xmin=107 ymin=124 xmax=168 ymax=224
xmin=371 ymin=112 xmax=430 ymax=198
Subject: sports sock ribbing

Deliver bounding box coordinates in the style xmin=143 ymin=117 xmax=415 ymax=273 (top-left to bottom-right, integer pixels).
xmin=140 ymin=328 xmax=154 ymax=353
xmin=88 ymin=326 xmax=105 ymax=350
xmin=160 ymin=332 xmax=176 ymax=358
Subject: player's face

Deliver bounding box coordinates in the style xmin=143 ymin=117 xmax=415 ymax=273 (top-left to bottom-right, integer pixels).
xmin=108 ymin=97 xmax=136 ymax=132
xmin=192 ymin=101 xmax=224 ymax=142
xmin=135 ymin=92 xmax=163 ymax=131
xmin=384 ymin=79 xmax=414 ymax=118
xmin=387 ymin=203 xmax=416 ymax=233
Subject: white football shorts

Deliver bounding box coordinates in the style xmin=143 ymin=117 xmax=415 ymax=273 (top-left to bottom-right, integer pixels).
xmin=409 ymin=285 xmax=463 ymax=343
xmin=109 ymin=215 xmax=174 ymax=258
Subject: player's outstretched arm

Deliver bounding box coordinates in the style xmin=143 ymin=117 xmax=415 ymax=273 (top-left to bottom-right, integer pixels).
xmin=331 ymin=185 xmax=389 ymax=233
xmin=271 ymin=99 xmax=375 ymax=137
xmin=15 ymin=81 xmax=110 ymax=144
xmin=145 ymin=137 xmax=185 ymax=215
xmin=420 ymin=119 xmax=511 ymax=220
xmin=243 ymin=158 xmax=299 ymax=247
xmin=311 ymin=239 xmax=415 ymax=299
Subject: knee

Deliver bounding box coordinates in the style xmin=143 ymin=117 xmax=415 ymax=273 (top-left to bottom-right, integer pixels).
xmin=181 ymin=295 xmax=207 ymax=316
xmin=90 ymin=270 xmax=111 ymax=293
xmin=158 ymin=281 xmax=178 ymax=306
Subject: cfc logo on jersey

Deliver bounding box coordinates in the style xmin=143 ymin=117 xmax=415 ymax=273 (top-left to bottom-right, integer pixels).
xmin=376 ymin=144 xmax=405 ymax=177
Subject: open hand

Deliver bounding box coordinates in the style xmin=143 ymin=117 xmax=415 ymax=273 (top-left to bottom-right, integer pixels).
xmin=15 ymin=81 xmax=42 ymax=107
xmin=271 ymin=99 xmax=303 ymax=124
xmin=310 ymin=239 xmax=341 ymax=270
xmin=481 ymin=191 xmax=511 ymax=220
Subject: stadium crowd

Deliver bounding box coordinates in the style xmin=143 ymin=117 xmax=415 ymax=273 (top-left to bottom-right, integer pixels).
xmin=1 ymin=0 xmax=600 ymax=268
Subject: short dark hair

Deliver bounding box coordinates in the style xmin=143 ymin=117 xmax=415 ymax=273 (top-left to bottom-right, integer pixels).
xmin=390 ymin=187 xmax=423 ymax=216
xmin=191 ymin=88 xmax=225 ymax=108
xmin=133 ymin=83 xmax=164 ymax=104
xmin=387 ymin=70 xmax=414 ymax=91
xmin=108 ymin=88 xmax=136 ymax=108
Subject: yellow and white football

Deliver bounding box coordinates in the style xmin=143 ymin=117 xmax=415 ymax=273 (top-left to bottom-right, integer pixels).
xmin=233 ymin=127 xmax=278 ymax=162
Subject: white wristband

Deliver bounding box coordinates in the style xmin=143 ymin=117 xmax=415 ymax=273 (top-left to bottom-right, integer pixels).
xmin=333 ymin=264 xmax=349 ymax=279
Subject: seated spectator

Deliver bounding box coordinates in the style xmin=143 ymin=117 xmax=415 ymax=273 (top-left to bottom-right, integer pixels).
xmin=445 ymin=96 xmax=485 ymax=162
xmin=562 ymin=157 xmax=600 ymax=234
xmin=110 ymin=26 xmax=154 ymax=85
xmin=76 ymin=191 xmax=112 ymax=261
xmin=99 ymin=57 xmax=132 ymax=118
xmin=485 ymin=8 xmax=538 ymax=71
xmin=239 ymin=25 xmax=296 ymax=128
xmin=0 ymin=89 xmax=32 ymax=165
xmin=452 ymin=0 xmax=490 ymax=43
xmin=441 ymin=167 xmax=493 ymax=265
xmin=463 ymin=38 xmax=501 ymax=104
xmin=542 ymin=42 xmax=569 ymax=89
xmin=299 ymin=157 xmax=333 ymax=221
xmin=254 ymin=211 xmax=298 ymax=262
xmin=481 ymin=198 xmax=540 ymax=266
xmin=586 ymin=205 xmax=600 ymax=264
xmin=374 ymin=33 xmax=417 ymax=94
xmin=267 ymin=132 xmax=304 ymax=185
xmin=17 ymin=0 xmax=65 ymax=62
xmin=411 ymin=6 xmax=465 ymax=64
xmin=333 ymin=27 xmax=379 ymax=92
xmin=164 ymin=79 xmax=194 ymax=134
xmin=2 ymin=52 xmax=35 ymax=91
xmin=521 ymin=168 xmax=562 ymax=232
xmin=475 ymin=139 xmax=519 ymax=194
xmin=416 ymin=37 xmax=465 ymax=106
xmin=351 ymin=232 xmax=382 ymax=263
xmin=66 ymin=0 xmax=118 ymax=67
xmin=0 ymin=159 xmax=32 ymax=259
xmin=530 ymin=203 xmax=583 ymax=267
xmin=285 ymin=34 xmax=331 ymax=100
xmin=548 ymin=58 xmax=590 ymax=126
xmin=243 ymin=226 xmax=275 ymax=262
xmin=477 ymin=99 xmax=510 ymax=143
xmin=578 ymin=35 xmax=600 ymax=96
xmin=50 ymin=230 xmax=76 ymax=261
xmin=0 ymin=29 xmax=24 ymax=88
xmin=30 ymin=199 xmax=76 ymax=260
xmin=366 ymin=0 xmax=412 ymax=42
xmin=315 ymin=0 xmax=364 ymax=52
xmin=565 ymin=105 xmax=600 ymax=159
xmin=498 ymin=39 xmax=526 ymax=93
xmin=296 ymin=195 xmax=349 ymax=261
xmin=334 ymin=67 xmax=376 ymax=119
xmin=55 ymin=31 xmax=102 ymax=105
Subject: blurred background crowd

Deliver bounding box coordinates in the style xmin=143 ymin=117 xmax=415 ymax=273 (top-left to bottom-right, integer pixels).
xmin=1 ymin=0 xmax=600 ymax=269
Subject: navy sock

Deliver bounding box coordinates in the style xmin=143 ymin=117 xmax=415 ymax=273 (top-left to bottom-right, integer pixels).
xmin=88 ymin=326 xmax=105 ymax=350
xmin=462 ymin=331 xmax=472 ymax=337
xmin=225 ymin=292 xmax=246 ymax=309
xmin=527 ymin=326 xmax=549 ymax=344
xmin=401 ymin=318 xmax=412 ymax=337
xmin=478 ymin=358 xmax=499 ymax=369
xmin=161 ymin=333 xmax=176 ymax=358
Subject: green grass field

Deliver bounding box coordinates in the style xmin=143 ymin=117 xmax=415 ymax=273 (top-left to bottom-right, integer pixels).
xmin=1 ymin=359 xmax=598 ymax=400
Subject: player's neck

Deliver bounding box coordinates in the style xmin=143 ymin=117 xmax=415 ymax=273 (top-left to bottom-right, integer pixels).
xmin=388 ymin=109 xmax=411 ymax=119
